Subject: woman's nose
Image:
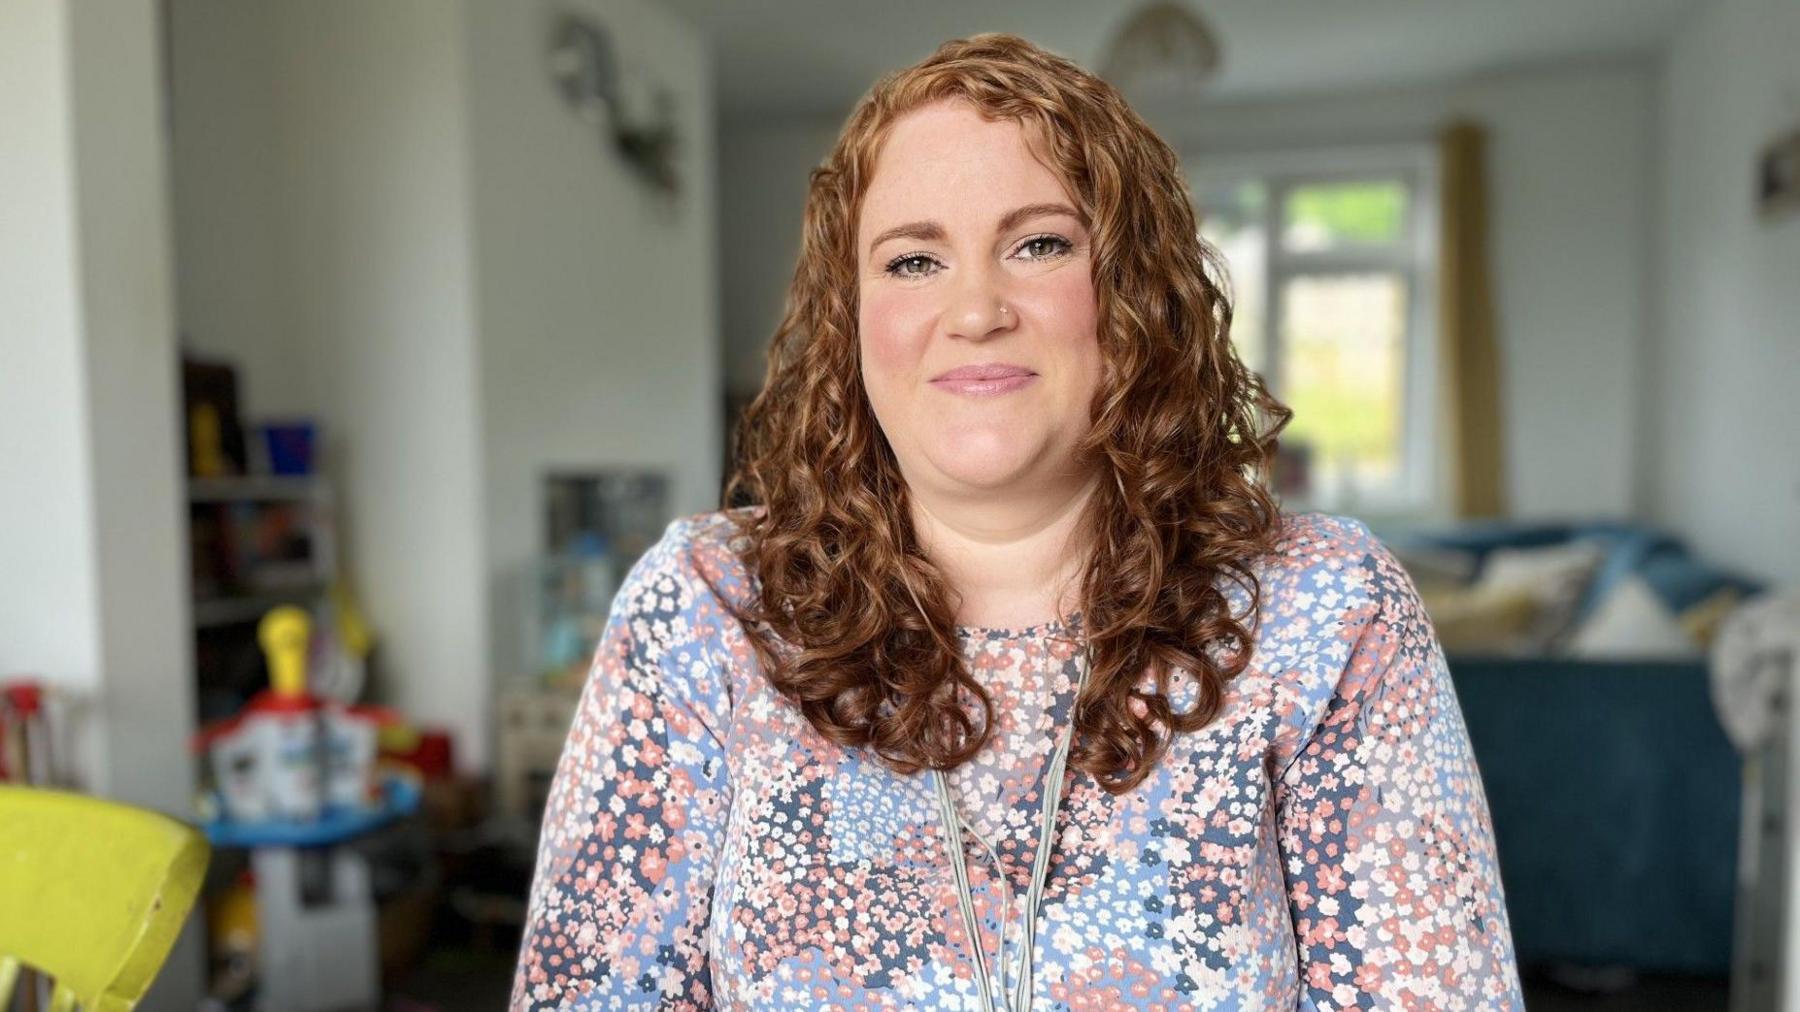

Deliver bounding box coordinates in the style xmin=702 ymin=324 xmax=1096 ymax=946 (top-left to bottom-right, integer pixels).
xmin=943 ymin=269 xmax=1017 ymax=342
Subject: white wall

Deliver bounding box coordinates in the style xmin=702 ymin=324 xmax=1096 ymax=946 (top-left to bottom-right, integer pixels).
xmin=719 ymin=60 xmax=1659 ymax=523
xmin=0 ymin=0 xmax=195 ymax=816
xmin=168 ymin=2 xmax=314 ymax=419
xmin=1647 ymin=0 xmax=1800 ymax=590
xmin=167 ymin=0 xmax=721 ymax=771
xmin=168 ymin=0 xmax=492 ymax=769
xmin=1166 ymin=62 xmax=1659 ymax=523
xmin=462 ymin=0 xmax=723 ymax=691
xmin=65 ymin=0 xmax=197 ymax=819
xmin=0 ymin=0 xmax=101 ymax=754
xmin=0 ymin=1 xmax=201 ymax=1005
xmin=275 ymin=0 xmax=493 ymax=771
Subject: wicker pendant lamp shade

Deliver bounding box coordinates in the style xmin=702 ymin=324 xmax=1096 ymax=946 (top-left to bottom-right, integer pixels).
xmin=1098 ymin=2 xmax=1223 ymax=104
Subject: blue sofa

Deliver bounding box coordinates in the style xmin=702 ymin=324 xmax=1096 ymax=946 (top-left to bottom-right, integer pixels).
xmin=1372 ymin=517 xmax=1767 ymax=975
xmin=1448 ymin=655 xmax=1738 ymax=972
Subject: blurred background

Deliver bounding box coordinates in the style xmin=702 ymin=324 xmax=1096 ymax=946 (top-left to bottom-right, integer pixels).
xmin=1 ymin=0 xmax=1796 ymax=1009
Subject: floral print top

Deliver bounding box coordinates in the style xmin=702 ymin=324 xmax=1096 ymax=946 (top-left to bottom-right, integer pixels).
xmin=510 ymin=508 xmax=1524 ymax=1010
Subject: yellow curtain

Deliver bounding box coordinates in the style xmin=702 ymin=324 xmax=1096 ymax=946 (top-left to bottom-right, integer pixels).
xmin=1437 ymin=120 xmax=1507 ymax=518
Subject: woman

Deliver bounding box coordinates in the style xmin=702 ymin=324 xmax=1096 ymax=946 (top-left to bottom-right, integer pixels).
xmin=512 ymin=33 xmax=1522 ymax=1011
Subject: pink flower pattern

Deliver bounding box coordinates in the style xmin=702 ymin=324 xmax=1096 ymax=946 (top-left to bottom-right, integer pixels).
xmin=511 ymin=508 xmax=1523 ymax=1009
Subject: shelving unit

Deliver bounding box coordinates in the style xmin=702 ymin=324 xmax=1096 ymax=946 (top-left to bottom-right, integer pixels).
xmin=187 ymin=474 xmax=338 ymax=719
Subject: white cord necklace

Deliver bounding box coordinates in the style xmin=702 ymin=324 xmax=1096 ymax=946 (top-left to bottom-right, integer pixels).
xmin=931 ymin=638 xmax=1091 ymax=1012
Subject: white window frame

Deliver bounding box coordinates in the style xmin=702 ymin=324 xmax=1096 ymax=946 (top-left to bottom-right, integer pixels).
xmin=1184 ymin=141 xmax=1444 ymax=524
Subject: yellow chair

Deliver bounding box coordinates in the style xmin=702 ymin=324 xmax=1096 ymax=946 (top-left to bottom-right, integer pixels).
xmin=0 ymin=785 xmax=211 ymax=1012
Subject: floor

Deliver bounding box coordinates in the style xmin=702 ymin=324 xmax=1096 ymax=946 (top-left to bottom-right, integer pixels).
xmin=1523 ymin=971 xmax=1730 ymax=1012
xmin=388 ymin=946 xmax=517 ymax=1011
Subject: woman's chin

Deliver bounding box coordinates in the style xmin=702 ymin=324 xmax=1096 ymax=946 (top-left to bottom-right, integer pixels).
xmin=922 ymin=440 xmax=1046 ymax=491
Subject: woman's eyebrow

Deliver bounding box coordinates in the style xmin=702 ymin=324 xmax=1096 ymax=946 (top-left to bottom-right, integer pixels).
xmin=865 ymin=202 xmax=1083 ymax=259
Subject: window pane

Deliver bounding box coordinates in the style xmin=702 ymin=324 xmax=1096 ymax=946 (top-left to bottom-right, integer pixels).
xmin=1282 ymin=179 xmax=1408 ymax=251
xmin=1194 ymin=179 xmax=1268 ymax=374
xmin=1277 ymin=272 xmax=1408 ymax=507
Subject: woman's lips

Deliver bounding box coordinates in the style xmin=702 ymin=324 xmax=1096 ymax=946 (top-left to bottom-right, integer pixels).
xmin=929 ymin=373 xmax=1037 ymax=396
xmin=929 ymin=364 xmax=1037 ymax=396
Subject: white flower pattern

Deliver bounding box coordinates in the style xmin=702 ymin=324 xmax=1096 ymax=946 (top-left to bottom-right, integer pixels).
xmin=511 ymin=508 xmax=1523 ymax=1010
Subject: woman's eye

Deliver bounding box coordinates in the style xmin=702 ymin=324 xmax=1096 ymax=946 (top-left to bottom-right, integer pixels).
xmin=884 ymin=254 xmax=940 ymax=279
xmin=882 ymin=236 xmax=1070 ymax=279
xmin=1015 ymin=235 xmax=1073 ymax=261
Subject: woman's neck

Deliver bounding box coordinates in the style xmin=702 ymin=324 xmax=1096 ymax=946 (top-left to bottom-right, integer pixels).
xmin=908 ymin=474 xmax=1099 ymax=630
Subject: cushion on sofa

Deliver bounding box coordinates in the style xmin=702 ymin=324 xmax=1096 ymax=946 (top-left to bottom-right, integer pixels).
xmin=1566 ymin=574 xmax=1705 ymax=659
xmin=1474 ymin=540 xmax=1607 ymax=653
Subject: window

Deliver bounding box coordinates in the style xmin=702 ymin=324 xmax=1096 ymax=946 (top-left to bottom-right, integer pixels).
xmin=1188 ymin=144 xmax=1441 ymax=520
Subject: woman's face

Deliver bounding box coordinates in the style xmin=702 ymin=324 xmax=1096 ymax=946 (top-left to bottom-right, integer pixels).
xmin=856 ymin=99 xmax=1102 ymax=500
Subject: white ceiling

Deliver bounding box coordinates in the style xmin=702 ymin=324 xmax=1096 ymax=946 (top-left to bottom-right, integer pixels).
xmin=659 ymin=0 xmax=1700 ymax=118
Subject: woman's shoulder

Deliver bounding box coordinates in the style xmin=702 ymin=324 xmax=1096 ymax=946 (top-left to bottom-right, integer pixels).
xmin=1265 ymin=508 xmax=1382 ymax=566
xmin=651 ymin=506 xmax=759 ymax=584
xmin=644 ymin=506 xmax=1413 ymax=634
xmin=1254 ymin=509 xmax=1416 ymax=606
xmin=614 ymin=507 xmax=762 ymax=627
xmin=592 ymin=509 xmax=761 ymax=724
xmin=1252 ymin=510 xmax=1441 ymax=757
xmin=1247 ymin=510 xmax=1429 ymax=672
xmin=652 ymin=506 xmax=1402 ymax=611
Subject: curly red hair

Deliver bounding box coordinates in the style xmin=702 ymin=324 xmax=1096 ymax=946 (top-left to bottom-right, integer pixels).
xmin=715 ymin=32 xmax=1293 ymax=794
